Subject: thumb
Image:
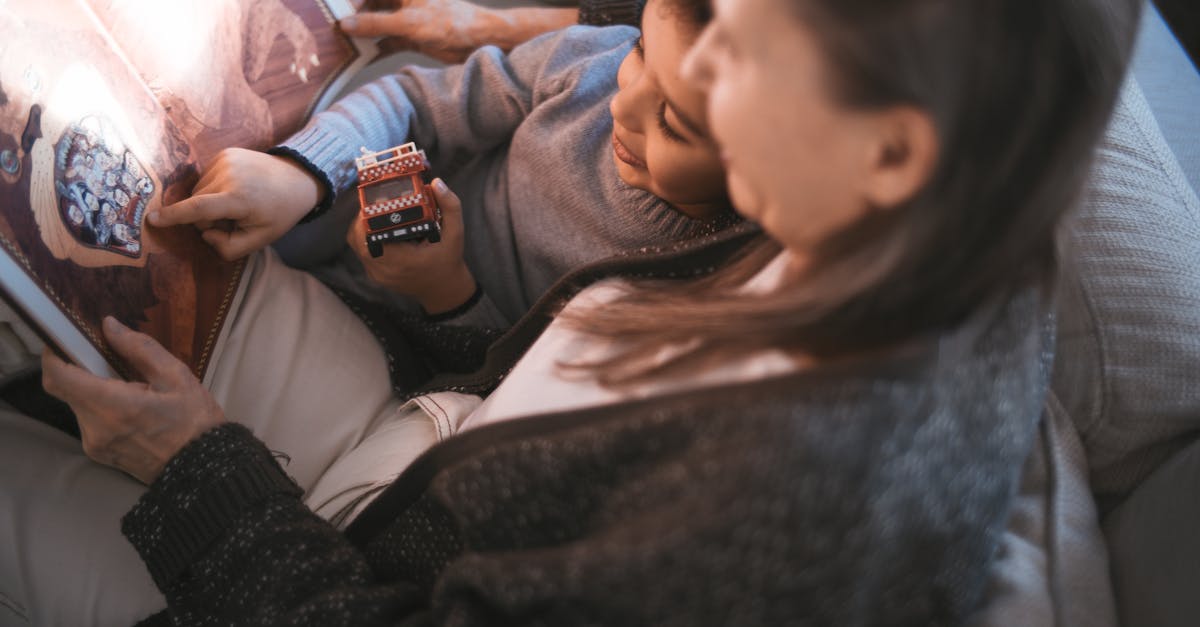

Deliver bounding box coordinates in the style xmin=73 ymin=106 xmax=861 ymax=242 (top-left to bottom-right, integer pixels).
xmin=430 ymin=178 xmax=460 ymax=222
xmin=429 ymin=178 xmax=463 ymax=235
xmin=201 ymin=227 xmax=259 ymax=261
xmin=150 ymin=193 xmax=240 ymax=228
xmin=339 ymin=11 xmax=414 ymax=38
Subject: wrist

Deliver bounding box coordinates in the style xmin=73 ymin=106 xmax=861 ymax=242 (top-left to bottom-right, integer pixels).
xmin=265 ymin=147 xmax=334 ymax=223
xmin=416 ymin=263 xmax=477 ymax=315
xmin=490 ymin=7 xmax=578 ymax=51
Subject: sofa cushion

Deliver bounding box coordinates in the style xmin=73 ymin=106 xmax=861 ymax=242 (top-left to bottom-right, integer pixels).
xmin=1103 ymin=436 xmax=1200 ymax=627
xmin=967 ymin=394 xmax=1116 ymax=627
xmin=1052 ymin=73 xmax=1200 ymax=510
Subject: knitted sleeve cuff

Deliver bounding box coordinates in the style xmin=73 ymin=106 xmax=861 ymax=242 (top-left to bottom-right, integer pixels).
xmin=266 ymin=146 xmax=335 ymax=224
xmin=578 ymin=0 xmax=645 ymax=27
xmin=121 ymin=423 xmax=303 ymax=590
xmin=425 ymin=288 xmax=511 ymax=328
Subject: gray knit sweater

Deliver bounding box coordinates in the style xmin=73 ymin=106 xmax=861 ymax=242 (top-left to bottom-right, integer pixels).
xmin=280 ymin=25 xmax=728 ymax=327
xmin=122 ymin=225 xmax=1052 ymax=626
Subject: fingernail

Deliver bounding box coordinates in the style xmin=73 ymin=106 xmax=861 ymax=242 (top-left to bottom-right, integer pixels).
xmin=147 ymin=211 xmax=160 ymax=225
xmin=340 ymin=16 xmax=357 ymax=30
xmin=434 ymin=179 xmax=447 ymax=192
xmin=103 ymin=316 xmax=125 ymax=334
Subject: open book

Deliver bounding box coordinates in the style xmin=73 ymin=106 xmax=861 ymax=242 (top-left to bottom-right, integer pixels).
xmin=0 ymin=0 xmax=377 ymax=383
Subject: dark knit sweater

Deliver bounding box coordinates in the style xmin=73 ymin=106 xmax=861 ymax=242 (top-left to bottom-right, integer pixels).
xmin=122 ymin=224 xmax=1052 ymax=626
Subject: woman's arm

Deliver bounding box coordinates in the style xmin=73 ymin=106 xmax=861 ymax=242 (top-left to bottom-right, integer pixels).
xmin=122 ymin=423 xmax=433 ymax=625
xmin=340 ymin=0 xmax=644 ymax=63
xmin=342 ymin=0 xmax=579 ymax=63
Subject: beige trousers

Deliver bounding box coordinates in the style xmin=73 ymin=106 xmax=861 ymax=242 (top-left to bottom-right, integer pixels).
xmin=0 ymin=248 xmax=479 ymax=626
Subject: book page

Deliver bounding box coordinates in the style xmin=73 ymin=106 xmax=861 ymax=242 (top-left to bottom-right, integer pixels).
xmin=83 ymin=0 xmax=377 ymax=166
xmin=0 ymin=0 xmax=244 ymax=379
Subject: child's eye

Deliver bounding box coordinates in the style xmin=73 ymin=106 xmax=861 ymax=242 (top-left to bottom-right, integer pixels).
xmin=633 ymin=37 xmax=645 ymax=58
xmin=657 ymin=102 xmax=686 ymax=143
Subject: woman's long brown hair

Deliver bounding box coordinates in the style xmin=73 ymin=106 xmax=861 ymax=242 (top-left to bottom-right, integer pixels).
xmin=565 ymin=0 xmax=1142 ymax=386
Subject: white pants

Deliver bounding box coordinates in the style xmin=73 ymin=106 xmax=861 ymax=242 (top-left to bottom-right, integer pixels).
xmin=0 ymin=249 xmax=479 ymax=626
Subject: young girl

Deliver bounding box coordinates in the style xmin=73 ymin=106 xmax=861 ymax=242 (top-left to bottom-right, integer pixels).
xmin=5 ymin=0 xmax=1138 ymax=624
xmin=153 ymin=0 xmax=730 ymax=332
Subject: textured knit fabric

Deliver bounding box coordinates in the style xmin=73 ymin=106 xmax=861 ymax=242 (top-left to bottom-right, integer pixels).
xmin=279 ymin=25 xmax=730 ymax=329
xmin=122 ymin=227 xmax=1053 ymax=626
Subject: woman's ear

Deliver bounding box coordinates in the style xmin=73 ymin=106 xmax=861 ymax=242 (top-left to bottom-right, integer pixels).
xmin=860 ymin=106 xmax=939 ymax=209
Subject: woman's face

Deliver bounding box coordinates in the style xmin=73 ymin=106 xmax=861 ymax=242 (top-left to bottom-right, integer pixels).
xmin=682 ymin=0 xmax=880 ymax=255
xmin=610 ymin=0 xmax=728 ymax=220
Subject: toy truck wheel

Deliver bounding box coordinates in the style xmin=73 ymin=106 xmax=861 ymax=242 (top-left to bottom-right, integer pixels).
xmin=367 ymin=239 xmax=383 ymax=258
xmin=426 ymin=228 xmax=441 ymax=244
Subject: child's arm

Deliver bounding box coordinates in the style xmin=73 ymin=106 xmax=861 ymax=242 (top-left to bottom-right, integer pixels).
xmin=277 ymin=26 xmax=626 ymax=216
xmin=150 ymin=36 xmax=560 ymax=262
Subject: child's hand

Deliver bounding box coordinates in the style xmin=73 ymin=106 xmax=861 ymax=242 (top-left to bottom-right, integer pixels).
xmin=349 ymin=178 xmax=476 ymax=315
xmin=148 ymin=148 xmax=322 ymax=261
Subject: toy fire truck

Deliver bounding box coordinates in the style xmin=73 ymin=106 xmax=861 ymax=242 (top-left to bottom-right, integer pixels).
xmin=354 ymin=143 xmax=441 ymax=257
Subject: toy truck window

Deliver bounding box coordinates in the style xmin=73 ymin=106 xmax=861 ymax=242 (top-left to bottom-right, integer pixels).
xmin=363 ymin=177 xmax=416 ymax=205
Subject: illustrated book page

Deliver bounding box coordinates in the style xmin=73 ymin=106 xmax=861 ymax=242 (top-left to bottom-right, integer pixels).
xmin=0 ymin=0 xmax=377 ymax=382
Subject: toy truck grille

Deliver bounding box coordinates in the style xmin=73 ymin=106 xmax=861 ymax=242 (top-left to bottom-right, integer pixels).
xmin=355 ymin=142 xmax=441 ymax=257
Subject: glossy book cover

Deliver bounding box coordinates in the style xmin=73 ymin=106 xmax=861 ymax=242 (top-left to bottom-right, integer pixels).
xmin=0 ymin=0 xmax=375 ymax=380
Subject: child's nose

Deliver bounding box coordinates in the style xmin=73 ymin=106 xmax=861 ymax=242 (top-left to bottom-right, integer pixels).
xmin=611 ymin=77 xmax=656 ymax=135
xmin=610 ymin=85 xmax=643 ymax=134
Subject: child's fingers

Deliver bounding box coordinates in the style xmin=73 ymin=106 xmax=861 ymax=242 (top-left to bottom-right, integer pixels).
xmin=201 ymin=227 xmax=260 ymax=261
xmin=150 ymin=193 xmax=242 ymax=228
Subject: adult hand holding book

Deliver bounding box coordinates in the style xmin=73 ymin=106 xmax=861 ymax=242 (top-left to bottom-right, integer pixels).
xmin=41 ymin=316 xmax=225 ymax=484
xmin=150 ymin=148 xmax=324 ymax=261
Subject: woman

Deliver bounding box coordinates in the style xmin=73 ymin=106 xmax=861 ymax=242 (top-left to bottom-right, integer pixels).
xmin=2 ymin=0 xmax=1137 ymax=625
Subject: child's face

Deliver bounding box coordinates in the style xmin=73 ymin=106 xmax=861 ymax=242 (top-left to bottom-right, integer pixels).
xmin=610 ymin=2 xmax=727 ymax=220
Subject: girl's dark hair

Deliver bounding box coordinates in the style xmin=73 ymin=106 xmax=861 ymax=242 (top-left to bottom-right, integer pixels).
xmin=657 ymin=0 xmax=711 ymax=34
xmin=568 ymin=0 xmax=1142 ymax=384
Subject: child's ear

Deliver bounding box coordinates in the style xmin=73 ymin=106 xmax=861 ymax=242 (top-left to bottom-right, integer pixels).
xmin=860 ymin=106 xmax=939 ymax=210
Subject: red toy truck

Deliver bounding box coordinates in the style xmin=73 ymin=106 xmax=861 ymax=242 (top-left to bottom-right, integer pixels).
xmin=354 ymin=142 xmax=441 ymax=257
